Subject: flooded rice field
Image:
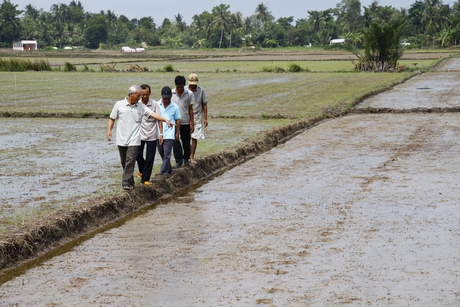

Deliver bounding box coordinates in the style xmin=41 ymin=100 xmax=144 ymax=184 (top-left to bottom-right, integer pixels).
xmin=2 ymin=111 xmax=460 ymax=306
xmin=1 ymin=58 xmax=460 ymax=306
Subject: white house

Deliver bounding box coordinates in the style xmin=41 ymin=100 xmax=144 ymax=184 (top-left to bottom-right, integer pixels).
xmin=13 ymin=40 xmax=38 ymax=51
xmin=330 ymin=38 xmax=345 ymax=45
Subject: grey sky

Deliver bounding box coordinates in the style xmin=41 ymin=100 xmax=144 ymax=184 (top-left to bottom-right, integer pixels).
xmin=14 ymin=0 xmax=418 ymax=24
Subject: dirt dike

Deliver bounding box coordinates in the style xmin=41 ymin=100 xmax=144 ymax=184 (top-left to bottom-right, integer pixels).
xmin=0 ymin=114 xmax=330 ymax=270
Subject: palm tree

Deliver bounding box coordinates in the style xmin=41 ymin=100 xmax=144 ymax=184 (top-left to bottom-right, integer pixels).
xmin=228 ymin=11 xmax=243 ymax=48
xmin=191 ymin=11 xmax=214 ymax=41
xmin=255 ymin=2 xmax=273 ymax=32
xmin=308 ymin=10 xmax=326 ymax=33
xmin=212 ymin=4 xmax=230 ymax=48
xmin=24 ymin=4 xmax=40 ymax=21
xmin=422 ymin=5 xmax=439 ymax=34
xmin=360 ymin=18 xmax=406 ymax=71
xmin=175 ymin=14 xmax=186 ymax=32
xmin=437 ymin=4 xmax=451 ymax=31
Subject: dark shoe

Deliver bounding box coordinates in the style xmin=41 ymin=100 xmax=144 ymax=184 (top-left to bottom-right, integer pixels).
xmin=173 ymin=163 xmax=182 ymax=169
xmin=183 ymin=161 xmax=190 ymax=167
xmin=123 ymin=185 xmax=134 ymax=190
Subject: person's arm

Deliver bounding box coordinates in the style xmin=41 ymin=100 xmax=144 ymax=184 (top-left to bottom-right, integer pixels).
xmin=189 ymin=104 xmax=194 ymax=133
xmin=203 ymin=104 xmax=208 ymax=127
xmin=175 ymin=120 xmax=180 ymax=141
xmin=149 ymin=112 xmax=173 ymax=127
xmin=107 ymin=118 xmax=115 ymax=141
xmin=158 ymin=120 xmax=163 ymax=145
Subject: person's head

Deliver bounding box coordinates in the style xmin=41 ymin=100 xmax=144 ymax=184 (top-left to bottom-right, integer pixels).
xmin=174 ymin=75 xmax=186 ymax=96
xmin=161 ymin=86 xmax=172 ymax=105
xmin=188 ymin=73 xmax=198 ymax=91
xmin=140 ymin=84 xmax=151 ymax=104
xmin=127 ymin=85 xmax=142 ymax=105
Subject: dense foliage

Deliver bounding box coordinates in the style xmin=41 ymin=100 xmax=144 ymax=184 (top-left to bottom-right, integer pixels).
xmin=1 ymin=0 xmax=459 ymax=49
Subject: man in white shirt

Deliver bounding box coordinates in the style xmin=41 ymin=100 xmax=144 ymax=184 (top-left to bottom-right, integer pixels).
xmin=107 ymin=85 xmax=172 ymax=190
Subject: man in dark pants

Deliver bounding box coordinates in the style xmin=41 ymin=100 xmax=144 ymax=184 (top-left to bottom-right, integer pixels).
xmin=107 ymin=85 xmax=172 ymax=190
xmin=136 ymin=84 xmax=161 ymax=185
xmin=157 ymin=86 xmax=181 ymax=177
xmin=171 ymin=75 xmax=195 ymax=168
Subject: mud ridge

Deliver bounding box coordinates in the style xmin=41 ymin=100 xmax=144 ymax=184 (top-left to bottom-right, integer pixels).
xmin=0 ymin=114 xmax=330 ymax=270
xmin=352 ymin=106 xmax=460 ymax=114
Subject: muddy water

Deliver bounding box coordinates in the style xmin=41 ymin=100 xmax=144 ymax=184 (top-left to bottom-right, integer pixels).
xmin=359 ymin=72 xmax=460 ymax=109
xmin=1 ymin=112 xmax=460 ymax=306
xmin=3 ymin=60 xmax=460 ymax=306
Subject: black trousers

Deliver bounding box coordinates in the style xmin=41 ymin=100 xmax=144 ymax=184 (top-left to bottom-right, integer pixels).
xmin=136 ymin=140 xmax=157 ymax=182
xmin=173 ymin=124 xmax=191 ymax=165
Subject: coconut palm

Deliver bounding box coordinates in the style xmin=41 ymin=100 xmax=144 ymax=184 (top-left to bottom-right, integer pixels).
xmin=24 ymin=4 xmax=40 ymax=21
xmin=308 ymin=10 xmax=326 ymax=33
xmin=212 ymin=3 xmax=230 ymax=48
xmin=191 ymin=11 xmax=213 ymax=41
xmin=228 ymin=11 xmax=243 ymax=47
xmin=175 ymin=14 xmax=186 ymax=32
xmin=255 ymin=2 xmax=273 ymax=32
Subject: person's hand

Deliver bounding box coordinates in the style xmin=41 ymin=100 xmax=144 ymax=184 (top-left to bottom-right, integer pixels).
xmin=159 ymin=136 xmax=164 ymax=146
xmin=204 ymin=119 xmax=208 ymax=128
xmin=166 ymin=120 xmax=174 ymax=128
xmin=190 ymin=123 xmax=194 ymax=133
xmin=106 ymin=131 xmax=112 ymax=141
xmin=175 ymin=134 xmax=180 ymax=142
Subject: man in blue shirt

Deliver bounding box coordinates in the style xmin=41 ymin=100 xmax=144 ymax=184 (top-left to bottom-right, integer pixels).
xmin=157 ymin=86 xmax=181 ymax=178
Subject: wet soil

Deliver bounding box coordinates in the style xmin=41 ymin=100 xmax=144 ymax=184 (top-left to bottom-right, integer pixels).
xmin=0 ymin=56 xmax=460 ymax=306
xmin=358 ymin=59 xmax=460 ymax=110
xmin=1 ymin=112 xmax=460 ymax=306
xmin=1 ymin=56 xmax=460 ymax=306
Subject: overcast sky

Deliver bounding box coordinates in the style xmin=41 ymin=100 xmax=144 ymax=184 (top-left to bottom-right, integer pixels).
xmin=13 ymin=0 xmax=419 ymax=24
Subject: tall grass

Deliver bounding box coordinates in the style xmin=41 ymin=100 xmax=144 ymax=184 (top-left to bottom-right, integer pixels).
xmin=0 ymin=58 xmax=52 ymax=71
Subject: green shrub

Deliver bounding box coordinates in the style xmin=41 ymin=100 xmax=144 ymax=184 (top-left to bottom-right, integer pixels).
xmin=163 ymin=64 xmax=174 ymax=72
xmin=64 ymin=62 xmax=77 ymax=72
xmin=261 ymin=66 xmax=285 ymax=73
xmin=287 ymin=63 xmax=303 ymax=72
xmin=0 ymin=58 xmax=51 ymax=71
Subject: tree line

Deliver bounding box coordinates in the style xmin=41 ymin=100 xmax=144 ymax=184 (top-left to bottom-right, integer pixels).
xmin=0 ymin=0 xmax=459 ymax=50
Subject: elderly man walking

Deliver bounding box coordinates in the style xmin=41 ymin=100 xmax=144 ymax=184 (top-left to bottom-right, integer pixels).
xmin=187 ymin=73 xmax=208 ymax=164
xmin=107 ymin=85 xmax=172 ymax=190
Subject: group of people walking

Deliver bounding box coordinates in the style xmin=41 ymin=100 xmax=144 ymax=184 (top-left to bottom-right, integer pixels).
xmin=106 ymin=73 xmax=208 ymax=190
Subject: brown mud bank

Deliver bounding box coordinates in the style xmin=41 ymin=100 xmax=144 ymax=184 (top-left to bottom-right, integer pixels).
xmin=0 ymin=114 xmax=329 ymax=270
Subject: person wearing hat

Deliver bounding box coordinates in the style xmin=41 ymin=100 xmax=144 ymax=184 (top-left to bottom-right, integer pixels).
xmin=157 ymin=86 xmax=181 ymax=178
xmin=187 ymin=73 xmax=208 ymax=164
xmin=107 ymin=85 xmax=173 ymax=190
xmin=171 ymin=75 xmax=195 ymax=168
